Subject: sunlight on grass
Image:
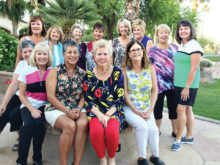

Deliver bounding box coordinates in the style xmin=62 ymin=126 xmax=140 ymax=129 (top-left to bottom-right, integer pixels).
xmin=204 ymin=56 xmax=220 ymax=62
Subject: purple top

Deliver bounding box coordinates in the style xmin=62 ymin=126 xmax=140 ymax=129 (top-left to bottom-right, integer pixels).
xmin=148 ymin=43 xmax=178 ymax=94
xmin=77 ymin=42 xmax=87 ymax=70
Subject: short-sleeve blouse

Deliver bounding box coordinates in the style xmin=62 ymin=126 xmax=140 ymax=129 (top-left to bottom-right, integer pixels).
xmin=45 ymin=63 xmax=86 ymax=111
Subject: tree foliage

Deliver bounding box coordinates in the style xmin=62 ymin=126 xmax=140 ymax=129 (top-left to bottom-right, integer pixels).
xmin=93 ymin=0 xmax=125 ymax=40
xmin=37 ymin=0 xmax=99 ymax=39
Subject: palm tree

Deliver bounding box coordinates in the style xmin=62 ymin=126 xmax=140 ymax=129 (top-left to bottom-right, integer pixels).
xmin=37 ymin=0 xmax=99 ymax=40
xmin=0 ymin=0 xmax=28 ymax=37
xmin=123 ymin=0 xmax=141 ymax=21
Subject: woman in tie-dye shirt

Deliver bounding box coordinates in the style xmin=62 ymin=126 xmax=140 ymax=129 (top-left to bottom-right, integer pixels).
xmin=148 ymin=24 xmax=178 ymax=137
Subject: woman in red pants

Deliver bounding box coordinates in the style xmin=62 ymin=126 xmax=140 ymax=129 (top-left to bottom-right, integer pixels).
xmin=84 ymin=39 xmax=125 ymax=165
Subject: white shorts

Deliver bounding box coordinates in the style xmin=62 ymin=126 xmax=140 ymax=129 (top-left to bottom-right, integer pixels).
xmin=45 ymin=108 xmax=86 ymax=127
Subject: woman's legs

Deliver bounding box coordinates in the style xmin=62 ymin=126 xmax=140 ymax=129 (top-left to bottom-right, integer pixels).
xmin=105 ymin=118 xmax=119 ymax=165
xmin=124 ymin=106 xmax=149 ymax=159
xmin=185 ymin=106 xmax=194 ymax=139
xmin=54 ymin=115 xmax=76 ymax=165
xmin=73 ymin=112 xmax=88 ymax=165
xmin=176 ymin=104 xmax=187 ymax=142
xmin=154 ymin=93 xmax=165 ymax=133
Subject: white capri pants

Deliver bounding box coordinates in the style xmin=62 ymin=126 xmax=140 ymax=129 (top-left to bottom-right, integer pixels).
xmin=124 ymin=106 xmax=159 ymax=158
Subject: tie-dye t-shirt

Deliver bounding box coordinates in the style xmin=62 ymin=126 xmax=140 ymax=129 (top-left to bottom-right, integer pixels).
xmin=148 ymin=43 xmax=178 ymax=94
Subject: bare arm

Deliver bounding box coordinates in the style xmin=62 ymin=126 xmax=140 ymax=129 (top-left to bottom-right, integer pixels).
xmin=0 ymin=74 xmax=19 ymax=115
xmin=15 ymin=37 xmax=25 ymax=67
xmin=146 ymin=40 xmax=153 ymax=55
xmin=181 ymin=53 xmax=201 ymax=101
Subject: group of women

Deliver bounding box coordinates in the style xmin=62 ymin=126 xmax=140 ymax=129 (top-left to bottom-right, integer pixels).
xmin=0 ymin=15 xmax=203 ymax=165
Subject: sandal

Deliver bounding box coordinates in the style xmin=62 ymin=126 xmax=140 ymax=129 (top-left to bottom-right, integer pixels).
xmin=12 ymin=144 xmax=19 ymax=151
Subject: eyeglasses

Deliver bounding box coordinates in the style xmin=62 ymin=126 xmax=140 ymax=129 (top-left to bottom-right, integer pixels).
xmin=129 ymin=48 xmax=142 ymax=53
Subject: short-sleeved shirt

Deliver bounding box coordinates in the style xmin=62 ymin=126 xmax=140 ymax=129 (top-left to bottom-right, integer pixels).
xmin=148 ymin=44 xmax=178 ymax=93
xmin=45 ymin=63 xmax=86 ymax=111
xmin=18 ymin=65 xmax=50 ymax=109
xmin=174 ymin=39 xmax=203 ymax=88
xmin=126 ymin=67 xmax=152 ymax=110
xmin=83 ymin=66 xmax=125 ymax=129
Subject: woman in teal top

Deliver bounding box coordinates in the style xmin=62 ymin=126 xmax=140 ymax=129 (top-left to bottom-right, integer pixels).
xmin=122 ymin=40 xmax=165 ymax=165
xmin=172 ymin=20 xmax=203 ymax=151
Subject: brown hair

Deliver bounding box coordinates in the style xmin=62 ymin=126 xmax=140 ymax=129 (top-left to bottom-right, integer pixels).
xmin=123 ymin=39 xmax=149 ymax=69
xmin=27 ymin=15 xmax=47 ymax=36
xmin=46 ymin=26 xmax=64 ymax=43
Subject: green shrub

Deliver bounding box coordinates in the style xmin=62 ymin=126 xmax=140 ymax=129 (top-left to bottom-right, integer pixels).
xmin=0 ymin=29 xmax=18 ymax=72
xmin=19 ymin=27 xmax=28 ymax=39
xmin=200 ymin=60 xmax=213 ymax=71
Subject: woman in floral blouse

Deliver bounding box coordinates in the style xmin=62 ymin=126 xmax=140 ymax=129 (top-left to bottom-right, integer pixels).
xmin=84 ymin=39 xmax=124 ymax=165
xmin=45 ymin=40 xmax=88 ymax=165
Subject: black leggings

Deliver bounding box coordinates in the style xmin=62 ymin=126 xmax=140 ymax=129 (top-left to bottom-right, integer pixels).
xmin=0 ymin=94 xmax=22 ymax=132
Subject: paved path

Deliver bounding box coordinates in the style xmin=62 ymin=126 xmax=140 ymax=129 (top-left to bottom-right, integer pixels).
xmin=0 ymin=92 xmax=220 ymax=165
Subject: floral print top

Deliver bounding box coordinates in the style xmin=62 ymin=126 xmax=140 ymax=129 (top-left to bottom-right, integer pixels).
xmin=45 ymin=63 xmax=86 ymax=111
xmin=83 ymin=66 xmax=125 ymax=130
xmin=126 ymin=67 xmax=152 ymax=111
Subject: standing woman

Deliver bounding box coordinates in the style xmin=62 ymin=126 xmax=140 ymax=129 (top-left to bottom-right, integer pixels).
xmin=84 ymin=39 xmax=125 ymax=165
xmin=45 ymin=40 xmax=88 ymax=165
xmin=46 ymin=26 xmax=64 ymax=67
xmin=15 ymin=15 xmax=47 ymax=66
xmin=171 ymin=20 xmax=203 ymax=151
xmin=113 ymin=18 xmax=133 ymax=68
xmin=148 ymin=24 xmax=178 ymax=137
xmin=122 ymin=40 xmax=165 ymax=165
xmin=16 ymin=42 xmax=52 ymax=165
xmin=70 ymin=24 xmax=87 ymax=70
xmin=132 ymin=19 xmax=153 ymax=54
xmin=0 ymin=40 xmax=35 ymax=151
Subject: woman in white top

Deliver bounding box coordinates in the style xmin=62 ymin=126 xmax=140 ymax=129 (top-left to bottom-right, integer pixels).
xmin=0 ymin=40 xmax=35 ymax=151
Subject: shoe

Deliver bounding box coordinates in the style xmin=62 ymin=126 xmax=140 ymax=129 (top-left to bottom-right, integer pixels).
xmin=138 ymin=159 xmax=149 ymax=165
xmin=181 ymin=137 xmax=194 ymax=144
xmin=150 ymin=156 xmax=166 ymax=165
xmin=33 ymin=161 xmax=43 ymax=165
xmin=171 ymin=141 xmax=182 ymax=151
xmin=12 ymin=143 xmax=19 ymax=151
xmin=159 ymin=131 xmax=161 ymax=136
xmin=172 ymin=132 xmax=176 ymax=137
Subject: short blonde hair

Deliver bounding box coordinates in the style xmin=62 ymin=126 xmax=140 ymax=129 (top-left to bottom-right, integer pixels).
xmin=46 ymin=26 xmax=64 ymax=43
xmin=132 ymin=19 xmax=146 ymax=33
xmin=117 ymin=18 xmax=132 ymax=36
xmin=93 ymin=39 xmax=113 ymax=57
xmin=156 ymin=24 xmax=171 ymax=37
xmin=70 ymin=23 xmax=84 ymax=38
xmin=29 ymin=42 xmax=53 ymax=68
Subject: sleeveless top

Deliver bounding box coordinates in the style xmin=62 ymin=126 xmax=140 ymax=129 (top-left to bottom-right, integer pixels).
xmin=141 ymin=35 xmax=151 ymax=50
xmin=45 ymin=63 xmax=85 ymax=111
xmin=126 ymin=67 xmax=152 ymax=111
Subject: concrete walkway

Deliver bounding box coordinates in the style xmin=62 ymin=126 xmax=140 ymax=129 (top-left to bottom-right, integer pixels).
xmin=0 ymin=92 xmax=220 ymax=165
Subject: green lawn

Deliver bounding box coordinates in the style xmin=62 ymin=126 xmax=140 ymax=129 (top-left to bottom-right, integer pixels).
xmin=204 ymin=56 xmax=220 ymax=62
xmin=193 ymin=79 xmax=220 ymax=120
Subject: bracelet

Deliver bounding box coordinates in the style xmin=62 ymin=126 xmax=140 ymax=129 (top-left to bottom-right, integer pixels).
xmin=105 ymin=114 xmax=111 ymax=117
xmin=76 ymin=106 xmax=82 ymax=111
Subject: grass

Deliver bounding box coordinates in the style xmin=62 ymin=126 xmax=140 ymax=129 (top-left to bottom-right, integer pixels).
xmin=193 ymin=79 xmax=220 ymax=120
xmin=204 ymin=56 xmax=220 ymax=62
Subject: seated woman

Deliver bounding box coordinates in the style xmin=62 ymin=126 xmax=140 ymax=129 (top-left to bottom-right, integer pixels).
xmin=84 ymin=39 xmax=125 ymax=165
xmin=122 ymin=40 xmax=165 ymax=165
xmin=16 ymin=42 xmax=52 ymax=165
xmin=0 ymin=40 xmax=35 ymax=151
xmin=45 ymin=40 xmax=88 ymax=165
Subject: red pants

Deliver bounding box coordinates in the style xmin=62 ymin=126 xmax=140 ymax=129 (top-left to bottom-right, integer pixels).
xmin=89 ymin=118 xmax=119 ymax=158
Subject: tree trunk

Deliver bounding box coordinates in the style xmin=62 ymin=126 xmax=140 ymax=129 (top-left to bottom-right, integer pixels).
xmin=123 ymin=0 xmax=141 ymax=22
xmin=12 ymin=21 xmax=18 ymax=37
xmin=105 ymin=13 xmax=116 ymax=40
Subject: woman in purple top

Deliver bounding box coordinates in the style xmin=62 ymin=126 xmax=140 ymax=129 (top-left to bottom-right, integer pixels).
xmin=148 ymin=24 xmax=178 ymax=137
xmin=70 ymin=23 xmax=87 ymax=70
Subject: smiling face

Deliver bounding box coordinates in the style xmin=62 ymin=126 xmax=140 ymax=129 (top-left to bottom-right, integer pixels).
xmin=132 ymin=25 xmax=144 ymax=41
xmin=93 ymin=28 xmax=104 ymax=41
xmin=119 ymin=22 xmax=129 ymax=36
xmin=72 ymin=27 xmax=83 ymax=41
xmin=128 ymin=43 xmax=143 ymax=63
xmin=63 ymin=46 xmax=79 ymax=66
xmin=21 ymin=47 xmax=33 ymax=61
xmin=31 ymin=19 xmax=43 ymax=35
xmin=35 ymin=50 xmax=49 ymax=67
xmin=157 ymin=28 xmax=170 ymax=44
xmin=50 ymin=28 xmax=60 ymax=42
xmin=179 ymin=25 xmax=191 ymax=42
xmin=94 ymin=47 xmax=110 ymax=68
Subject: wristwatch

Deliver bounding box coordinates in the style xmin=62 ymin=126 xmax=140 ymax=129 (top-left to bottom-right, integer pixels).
xmin=185 ymin=85 xmax=190 ymax=88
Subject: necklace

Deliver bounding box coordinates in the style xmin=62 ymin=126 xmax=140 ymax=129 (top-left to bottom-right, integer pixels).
xmin=96 ymin=64 xmax=110 ymax=76
xmin=66 ymin=67 xmax=76 ymax=76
